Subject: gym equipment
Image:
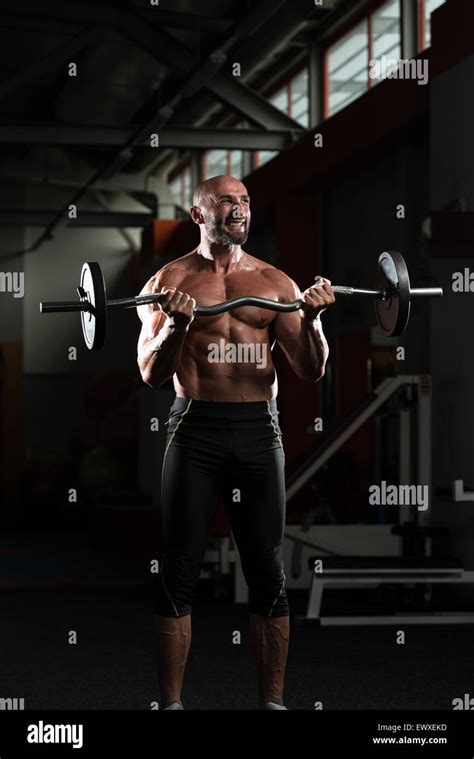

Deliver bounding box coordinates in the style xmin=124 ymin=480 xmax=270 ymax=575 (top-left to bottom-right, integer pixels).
xmin=39 ymin=251 xmax=443 ymax=350
xmin=305 ymin=554 xmax=474 ymax=625
xmin=80 ymin=263 xmax=107 ymax=350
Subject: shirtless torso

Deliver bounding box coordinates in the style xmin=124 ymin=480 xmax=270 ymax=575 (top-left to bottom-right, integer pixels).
xmin=146 ymin=175 xmax=335 ymax=711
xmin=137 ymin=248 xmax=309 ymax=402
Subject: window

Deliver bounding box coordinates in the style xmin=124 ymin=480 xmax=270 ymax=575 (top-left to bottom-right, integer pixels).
xmin=325 ymin=0 xmax=403 ymax=118
xmin=168 ymin=164 xmax=192 ymax=210
xmin=203 ymin=148 xmax=246 ymax=180
xmin=253 ymin=64 xmax=309 ymax=167
xmin=419 ymin=0 xmax=446 ymax=50
xmin=372 ymin=1 xmax=401 ymax=63
xmin=254 ymin=150 xmax=278 ymax=169
xmin=290 ymin=68 xmax=309 ymax=127
xmin=327 ymin=20 xmax=369 ymax=117
xmin=205 ymin=149 xmax=228 ymax=178
xmin=202 ymin=120 xmax=247 ymax=181
xmin=265 ymin=66 xmax=309 ymax=128
xmin=270 ymin=89 xmax=288 ymax=113
xmin=229 ymin=150 xmax=245 ymax=179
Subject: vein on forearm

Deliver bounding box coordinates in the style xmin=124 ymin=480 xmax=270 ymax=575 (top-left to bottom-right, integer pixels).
xmin=139 ymin=321 xmax=188 ymax=386
xmin=290 ymin=317 xmax=329 ymax=380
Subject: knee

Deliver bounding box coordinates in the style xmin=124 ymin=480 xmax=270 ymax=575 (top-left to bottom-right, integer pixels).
xmin=153 ymin=551 xmax=199 ymax=618
xmin=242 ymin=549 xmax=289 ymax=617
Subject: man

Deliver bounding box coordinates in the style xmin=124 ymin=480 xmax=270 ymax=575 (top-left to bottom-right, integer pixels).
xmin=137 ymin=175 xmax=335 ymax=710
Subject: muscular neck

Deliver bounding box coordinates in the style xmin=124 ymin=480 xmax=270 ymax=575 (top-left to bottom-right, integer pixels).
xmin=196 ymin=241 xmax=243 ymax=274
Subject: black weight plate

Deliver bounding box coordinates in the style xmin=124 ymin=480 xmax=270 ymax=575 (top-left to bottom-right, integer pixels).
xmin=374 ymin=251 xmax=411 ymax=336
xmin=80 ymin=262 xmax=107 ymax=350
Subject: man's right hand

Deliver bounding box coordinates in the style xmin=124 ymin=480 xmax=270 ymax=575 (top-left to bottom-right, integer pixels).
xmin=158 ymin=286 xmax=196 ymax=329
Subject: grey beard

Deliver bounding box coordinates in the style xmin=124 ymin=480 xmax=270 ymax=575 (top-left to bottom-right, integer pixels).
xmin=206 ymin=219 xmax=249 ymax=246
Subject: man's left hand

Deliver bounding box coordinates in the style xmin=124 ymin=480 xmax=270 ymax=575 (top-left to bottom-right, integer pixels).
xmin=300 ymin=277 xmax=336 ymax=321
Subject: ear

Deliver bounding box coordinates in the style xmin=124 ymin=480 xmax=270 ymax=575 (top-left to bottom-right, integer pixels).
xmin=190 ymin=205 xmax=204 ymax=224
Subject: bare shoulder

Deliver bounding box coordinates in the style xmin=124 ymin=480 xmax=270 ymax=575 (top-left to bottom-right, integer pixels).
xmin=258 ymin=262 xmax=301 ymax=301
xmin=139 ymin=251 xmax=197 ymax=295
xmin=136 ymin=252 xmax=198 ymax=328
xmin=241 ymin=252 xmax=301 ymax=301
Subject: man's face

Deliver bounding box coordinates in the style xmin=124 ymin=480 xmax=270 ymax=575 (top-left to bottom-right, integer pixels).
xmin=202 ymin=185 xmax=251 ymax=245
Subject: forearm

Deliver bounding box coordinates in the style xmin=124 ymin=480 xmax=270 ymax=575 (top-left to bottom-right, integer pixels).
xmin=290 ymin=315 xmax=329 ymax=381
xmin=138 ymin=321 xmax=189 ymax=387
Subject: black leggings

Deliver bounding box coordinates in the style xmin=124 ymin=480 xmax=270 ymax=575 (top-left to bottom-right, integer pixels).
xmin=155 ymin=396 xmax=289 ymax=618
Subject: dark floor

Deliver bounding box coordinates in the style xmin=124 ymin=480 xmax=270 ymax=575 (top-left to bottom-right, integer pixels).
xmin=1 ymin=586 xmax=473 ymax=711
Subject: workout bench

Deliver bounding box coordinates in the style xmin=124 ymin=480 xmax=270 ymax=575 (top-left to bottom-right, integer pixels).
xmin=306 ymin=555 xmax=474 ymax=625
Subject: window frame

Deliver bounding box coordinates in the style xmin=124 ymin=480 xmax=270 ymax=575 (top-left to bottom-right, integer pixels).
xmin=202 ymin=145 xmax=246 ymax=181
xmin=418 ymin=0 xmax=426 ymax=52
xmin=418 ymin=0 xmax=446 ymax=52
xmin=254 ymin=57 xmax=310 ymax=168
xmin=168 ymin=160 xmax=192 ymax=210
xmin=263 ymin=56 xmax=309 ymax=111
xmin=323 ymin=0 xmax=402 ymax=119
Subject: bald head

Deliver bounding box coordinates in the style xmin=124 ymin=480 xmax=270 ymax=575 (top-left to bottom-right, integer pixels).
xmin=190 ymin=175 xmax=251 ymax=247
xmin=192 ymin=175 xmax=249 ymax=208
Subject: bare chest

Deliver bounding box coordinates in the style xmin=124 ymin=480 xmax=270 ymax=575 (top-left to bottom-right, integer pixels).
xmin=179 ymin=271 xmax=278 ymax=329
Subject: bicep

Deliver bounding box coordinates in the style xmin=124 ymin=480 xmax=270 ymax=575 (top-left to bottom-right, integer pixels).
xmin=274 ymin=310 xmax=303 ymax=357
xmin=273 ymin=276 xmax=303 ymax=356
xmin=136 ymin=267 xmax=179 ymax=324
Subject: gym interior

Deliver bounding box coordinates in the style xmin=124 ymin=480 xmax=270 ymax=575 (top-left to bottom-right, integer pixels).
xmin=1 ymin=0 xmax=473 ymax=712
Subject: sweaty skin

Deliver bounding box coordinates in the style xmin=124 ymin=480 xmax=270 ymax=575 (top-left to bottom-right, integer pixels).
xmin=136 ymin=176 xmax=334 ymax=402
xmin=141 ymin=176 xmax=335 ymax=709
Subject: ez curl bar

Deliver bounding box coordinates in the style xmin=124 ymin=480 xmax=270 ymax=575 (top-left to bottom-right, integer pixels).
xmin=39 ymin=251 xmax=443 ymax=350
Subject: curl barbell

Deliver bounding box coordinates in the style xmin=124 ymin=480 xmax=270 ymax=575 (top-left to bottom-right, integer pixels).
xmin=39 ymin=251 xmax=443 ymax=350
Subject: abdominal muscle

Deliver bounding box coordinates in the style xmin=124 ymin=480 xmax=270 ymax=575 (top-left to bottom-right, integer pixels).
xmin=172 ymin=320 xmax=278 ymax=402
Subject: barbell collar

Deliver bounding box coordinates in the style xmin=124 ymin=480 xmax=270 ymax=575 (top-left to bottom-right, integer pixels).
xmin=408 ymin=287 xmax=444 ymax=297
xmin=330 ymin=285 xmax=444 ymax=299
xmin=40 ymin=301 xmax=90 ymax=313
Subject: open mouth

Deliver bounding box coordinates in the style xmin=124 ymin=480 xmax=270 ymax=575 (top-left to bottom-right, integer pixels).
xmin=226 ymin=220 xmax=246 ymax=227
